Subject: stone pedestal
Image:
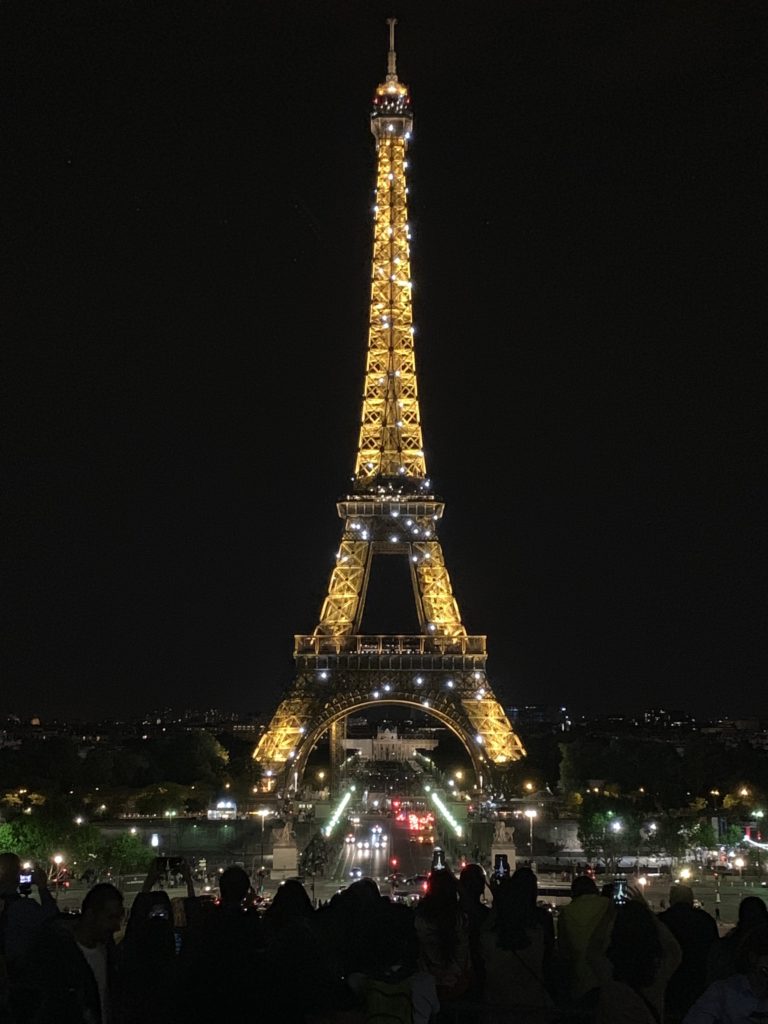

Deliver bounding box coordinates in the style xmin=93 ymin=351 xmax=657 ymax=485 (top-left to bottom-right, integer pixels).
xmin=270 ymin=820 xmax=298 ymax=880
xmin=271 ymin=841 xmax=298 ymax=880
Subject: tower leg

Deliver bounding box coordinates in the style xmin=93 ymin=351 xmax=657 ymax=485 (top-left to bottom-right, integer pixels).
xmin=330 ymin=717 xmax=347 ymax=795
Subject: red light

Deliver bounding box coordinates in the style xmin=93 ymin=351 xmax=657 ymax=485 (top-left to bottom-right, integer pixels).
xmin=391 ymin=857 xmax=398 ymax=867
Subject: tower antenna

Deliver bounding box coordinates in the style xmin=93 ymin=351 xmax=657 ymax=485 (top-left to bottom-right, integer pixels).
xmin=386 ymin=17 xmax=398 ymax=82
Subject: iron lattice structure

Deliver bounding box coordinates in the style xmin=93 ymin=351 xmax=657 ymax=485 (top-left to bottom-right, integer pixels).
xmin=255 ymin=22 xmax=525 ymax=790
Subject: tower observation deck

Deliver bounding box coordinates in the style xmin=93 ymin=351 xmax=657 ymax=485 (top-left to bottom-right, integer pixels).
xmin=254 ymin=21 xmax=525 ymax=791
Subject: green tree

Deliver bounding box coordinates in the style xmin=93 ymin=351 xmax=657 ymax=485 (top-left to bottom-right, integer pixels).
xmin=723 ymin=824 xmax=745 ymax=847
xmin=154 ymin=731 xmax=228 ymax=786
xmin=134 ymin=783 xmax=188 ymax=817
xmin=300 ymin=833 xmax=329 ymax=878
xmin=577 ymin=797 xmax=643 ymax=872
xmin=0 ymin=816 xmax=102 ymax=872
xmin=690 ymin=822 xmax=717 ymax=850
xmin=101 ymin=833 xmax=154 ymax=876
xmin=652 ymin=814 xmax=689 ymax=860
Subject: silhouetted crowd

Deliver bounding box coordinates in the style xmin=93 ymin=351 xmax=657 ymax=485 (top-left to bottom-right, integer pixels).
xmin=1 ymin=850 xmax=768 ymax=1024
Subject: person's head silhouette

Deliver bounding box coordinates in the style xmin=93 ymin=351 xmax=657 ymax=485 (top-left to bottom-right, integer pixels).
xmin=219 ymin=866 xmax=250 ymax=906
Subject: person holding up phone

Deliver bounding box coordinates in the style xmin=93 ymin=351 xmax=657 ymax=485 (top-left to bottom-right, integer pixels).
xmin=0 ymin=853 xmax=58 ymax=970
xmin=115 ymin=890 xmax=177 ymax=1024
xmin=586 ymin=880 xmax=682 ymax=1024
xmin=493 ymin=854 xmax=511 ymax=881
xmin=480 ymin=867 xmax=556 ymax=1023
xmin=141 ymin=857 xmax=195 ymax=899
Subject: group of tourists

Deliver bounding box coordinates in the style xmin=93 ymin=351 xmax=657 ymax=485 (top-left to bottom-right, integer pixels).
xmin=1 ymin=848 xmax=767 ymax=1023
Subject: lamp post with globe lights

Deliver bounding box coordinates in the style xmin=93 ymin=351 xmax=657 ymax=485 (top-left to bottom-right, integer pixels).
xmin=610 ymin=820 xmax=623 ymax=876
xmin=734 ymin=856 xmax=745 ymax=883
xmin=52 ymin=854 xmax=64 ymax=901
xmin=524 ymin=808 xmax=537 ymax=859
xmin=751 ymin=811 xmax=765 ymax=876
xmin=257 ymin=809 xmax=271 ymax=870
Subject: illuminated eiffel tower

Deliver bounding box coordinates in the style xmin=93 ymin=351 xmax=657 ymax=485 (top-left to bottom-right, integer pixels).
xmin=255 ymin=21 xmax=525 ymax=792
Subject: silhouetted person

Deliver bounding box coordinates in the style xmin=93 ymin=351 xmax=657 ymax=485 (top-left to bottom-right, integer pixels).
xmin=595 ymin=901 xmax=668 ymax=1024
xmin=558 ymin=873 xmax=611 ymax=1009
xmin=114 ymin=891 xmax=176 ymax=1024
xmin=707 ymin=895 xmax=768 ymax=983
xmin=658 ymin=883 xmax=718 ymax=1020
xmin=262 ymin=880 xmax=346 ymax=1024
xmin=261 ymin=877 xmax=313 ymax=941
xmin=180 ymin=865 xmax=262 ymax=1024
xmin=510 ymin=867 xmax=555 ymax=979
xmin=684 ymin=922 xmax=768 ymax=1023
xmin=317 ymin=878 xmax=384 ymax=978
xmin=459 ymin=862 xmax=490 ymax=923
xmin=0 ymin=853 xmax=58 ymax=968
xmin=458 ymin=862 xmax=490 ymax=1000
xmin=415 ymin=869 xmax=472 ymax=1005
xmin=347 ymin=899 xmax=439 ymax=1024
xmin=587 ymin=884 xmax=681 ymax=1024
xmin=481 ymin=870 xmax=556 ymax=1023
xmin=22 ymin=882 xmax=124 ymax=1024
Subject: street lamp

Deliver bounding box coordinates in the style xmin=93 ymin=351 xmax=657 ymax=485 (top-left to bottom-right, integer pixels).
xmin=524 ymin=808 xmax=538 ymax=857
xmin=734 ymin=856 xmax=745 ymax=882
xmin=52 ymin=855 xmax=63 ymax=901
xmin=164 ymin=810 xmax=177 ymax=855
xmin=257 ymin=809 xmax=270 ymax=868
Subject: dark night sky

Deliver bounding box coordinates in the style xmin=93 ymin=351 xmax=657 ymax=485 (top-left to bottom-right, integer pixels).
xmin=4 ymin=1 xmax=767 ymax=720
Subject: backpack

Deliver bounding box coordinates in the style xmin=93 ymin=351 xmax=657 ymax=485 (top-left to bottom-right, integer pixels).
xmin=365 ymin=977 xmax=413 ymax=1024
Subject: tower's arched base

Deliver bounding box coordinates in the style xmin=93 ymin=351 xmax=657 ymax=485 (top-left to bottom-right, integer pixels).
xmin=254 ymin=670 xmax=526 ymax=794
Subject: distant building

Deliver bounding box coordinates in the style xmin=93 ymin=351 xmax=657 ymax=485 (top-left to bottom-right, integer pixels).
xmin=642 ymin=708 xmax=695 ymax=729
xmin=342 ymin=726 xmax=438 ymax=761
xmin=207 ymin=799 xmax=237 ymax=821
xmin=506 ymin=705 xmax=571 ymax=732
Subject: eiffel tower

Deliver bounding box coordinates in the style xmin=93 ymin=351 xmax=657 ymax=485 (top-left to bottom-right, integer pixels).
xmin=255 ymin=20 xmax=525 ymax=792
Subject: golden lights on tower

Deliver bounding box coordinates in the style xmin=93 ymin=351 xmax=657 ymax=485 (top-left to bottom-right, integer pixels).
xmin=253 ymin=21 xmax=526 ymax=782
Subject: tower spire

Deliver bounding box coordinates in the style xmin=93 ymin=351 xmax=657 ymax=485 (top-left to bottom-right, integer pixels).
xmin=386 ymin=17 xmax=398 ymax=82
xmin=357 ymin=20 xmax=422 ymax=492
